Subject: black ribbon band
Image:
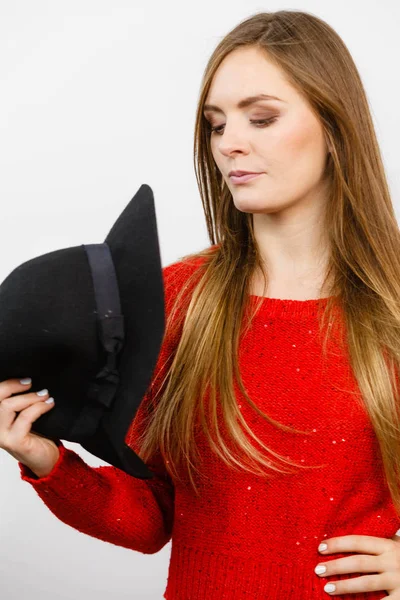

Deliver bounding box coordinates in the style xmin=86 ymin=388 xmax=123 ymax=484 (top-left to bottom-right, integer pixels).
xmin=70 ymin=243 xmax=125 ymax=439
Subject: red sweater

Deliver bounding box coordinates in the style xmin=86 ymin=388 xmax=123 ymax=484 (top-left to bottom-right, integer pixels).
xmin=19 ymin=255 xmax=398 ymax=599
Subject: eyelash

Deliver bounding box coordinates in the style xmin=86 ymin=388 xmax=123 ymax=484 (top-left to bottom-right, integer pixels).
xmin=209 ymin=117 xmax=277 ymax=135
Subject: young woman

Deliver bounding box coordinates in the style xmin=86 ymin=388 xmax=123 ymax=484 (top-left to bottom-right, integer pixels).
xmin=2 ymin=10 xmax=400 ymax=599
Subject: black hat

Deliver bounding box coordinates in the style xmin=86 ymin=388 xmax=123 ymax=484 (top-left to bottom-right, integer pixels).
xmin=0 ymin=184 xmax=165 ymax=480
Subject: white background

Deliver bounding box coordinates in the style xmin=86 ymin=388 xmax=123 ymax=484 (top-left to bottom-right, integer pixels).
xmin=0 ymin=1 xmax=399 ymax=598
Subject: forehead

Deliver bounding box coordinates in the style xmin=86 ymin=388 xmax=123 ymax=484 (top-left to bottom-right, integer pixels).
xmin=204 ymin=46 xmax=294 ymax=107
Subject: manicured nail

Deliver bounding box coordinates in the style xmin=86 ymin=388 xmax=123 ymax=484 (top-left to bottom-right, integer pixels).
xmin=324 ymin=583 xmax=336 ymax=593
xmin=20 ymin=378 xmax=32 ymax=385
xmin=318 ymin=543 xmax=328 ymax=552
xmin=315 ymin=564 xmax=327 ymax=575
xmin=45 ymin=397 xmax=55 ymax=404
xmin=36 ymin=389 xmax=49 ymax=397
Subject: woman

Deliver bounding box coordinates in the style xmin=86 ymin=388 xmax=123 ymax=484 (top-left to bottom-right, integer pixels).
xmin=3 ymin=10 xmax=400 ymax=599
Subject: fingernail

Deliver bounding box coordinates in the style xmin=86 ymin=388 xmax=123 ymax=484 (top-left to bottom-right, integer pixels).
xmin=315 ymin=564 xmax=327 ymax=575
xmin=20 ymin=378 xmax=32 ymax=385
xmin=324 ymin=583 xmax=336 ymax=593
xmin=318 ymin=543 xmax=328 ymax=552
xmin=36 ymin=389 xmax=49 ymax=397
xmin=45 ymin=397 xmax=55 ymax=404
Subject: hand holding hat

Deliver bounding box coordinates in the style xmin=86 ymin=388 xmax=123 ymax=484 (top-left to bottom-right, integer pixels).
xmin=0 ymin=184 xmax=165 ymax=479
xmin=0 ymin=377 xmax=60 ymax=478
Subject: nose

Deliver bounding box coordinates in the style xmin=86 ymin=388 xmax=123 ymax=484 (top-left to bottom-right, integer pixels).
xmin=217 ymin=125 xmax=251 ymax=158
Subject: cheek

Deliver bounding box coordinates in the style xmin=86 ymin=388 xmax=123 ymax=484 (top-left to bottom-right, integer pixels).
xmin=270 ymin=117 xmax=313 ymax=155
xmin=268 ymin=120 xmax=327 ymax=180
xmin=210 ymin=143 xmax=223 ymax=171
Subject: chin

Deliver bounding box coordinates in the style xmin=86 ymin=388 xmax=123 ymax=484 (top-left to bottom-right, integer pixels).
xmin=231 ymin=194 xmax=272 ymax=212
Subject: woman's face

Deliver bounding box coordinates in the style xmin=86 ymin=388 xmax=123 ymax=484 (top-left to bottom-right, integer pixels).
xmin=203 ymin=46 xmax=331 ymax=216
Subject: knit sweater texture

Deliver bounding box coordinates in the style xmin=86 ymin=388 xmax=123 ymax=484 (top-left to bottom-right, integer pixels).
xmin=19 ymin=253 xmax=399 ymax=599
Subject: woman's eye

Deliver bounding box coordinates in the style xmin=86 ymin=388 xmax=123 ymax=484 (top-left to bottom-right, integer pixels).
xmin=209 ymin=117 xmax=277 ymax=135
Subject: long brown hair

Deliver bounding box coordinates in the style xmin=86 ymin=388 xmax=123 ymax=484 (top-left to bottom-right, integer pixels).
xmin=134 ymin=10 xmax=400 ymax=508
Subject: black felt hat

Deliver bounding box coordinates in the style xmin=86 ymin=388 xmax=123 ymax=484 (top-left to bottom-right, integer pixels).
xmin=0 ymin=184 xmax=165 ymax=479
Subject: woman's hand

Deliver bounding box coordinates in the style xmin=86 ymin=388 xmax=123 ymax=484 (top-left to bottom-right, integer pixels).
xmin=0 ymin=378 xmax=59 ymax=477
xmin=314 ymin=532 xmax=400 ymax=596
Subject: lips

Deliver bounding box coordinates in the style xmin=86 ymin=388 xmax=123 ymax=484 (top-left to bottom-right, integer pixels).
xmin=229 ymin=170 xmax=261 ymax=177
xmin=229 ymin=172 xmax=263 ymax=184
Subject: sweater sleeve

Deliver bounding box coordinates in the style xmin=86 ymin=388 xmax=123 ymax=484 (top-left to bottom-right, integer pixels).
xmin=18 ymin=432 xmax=174 ymax=554
xmin=17 ymin=258 xmax=200 ymax=554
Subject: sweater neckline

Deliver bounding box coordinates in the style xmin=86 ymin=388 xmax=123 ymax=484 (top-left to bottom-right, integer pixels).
xmin=247 ymin=293 xmax=338 ymax=319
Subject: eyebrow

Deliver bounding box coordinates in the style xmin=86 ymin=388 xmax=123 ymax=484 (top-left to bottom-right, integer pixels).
xmin=203 ymin=93 xmax=284 ymax=115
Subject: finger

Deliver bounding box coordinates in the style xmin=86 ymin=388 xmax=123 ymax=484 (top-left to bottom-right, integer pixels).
xmin=322 ymin=534 xmax=393 ymax=556
xmin=0 ymin=378 xmax=33 ymax=402
xmin=323 ymin=572 xmax=390 ymax=596
xmin=1 ymin=397 xmax=55 ymax=452
xmin=317 ymin=554 xmax=384 ymax=578
xmin=0 ymin=389 xmax=52 ymax=434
